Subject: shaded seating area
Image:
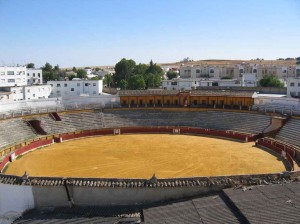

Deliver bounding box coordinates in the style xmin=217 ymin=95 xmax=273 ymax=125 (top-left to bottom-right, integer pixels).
xmin=0 ymin=119 xmax=37 ymax=149
xmin=275 ymin=118 xmax=300 ymax=147
xmin=103 ymin=110 xmax=271 ymax=134
xmin=39 ymin=112 xmax=104 ymax=134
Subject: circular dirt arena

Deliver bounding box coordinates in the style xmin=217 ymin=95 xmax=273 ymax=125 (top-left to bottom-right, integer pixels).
xmin=5 ymin=134 xmax=286 ymax=178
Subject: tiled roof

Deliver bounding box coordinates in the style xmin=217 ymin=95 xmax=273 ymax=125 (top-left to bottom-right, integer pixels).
xmin=118 ymin=89 xmax=255 ymax=97
xmin=118 ymin=90 xmax=180 ymax=96
xmin=191 ymin=90 xmax=255 ymax=97
xmin=144 ymin=182 xmax=300 ymax=223
xmin=14 ymin=182 xmax=300 ymax=224
xmin=1 ymin=172 xmax=300 ymax=188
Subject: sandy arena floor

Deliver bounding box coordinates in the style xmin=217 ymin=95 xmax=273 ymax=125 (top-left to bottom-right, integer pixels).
xmin=5 ymin=134 xmax=286 ymax=178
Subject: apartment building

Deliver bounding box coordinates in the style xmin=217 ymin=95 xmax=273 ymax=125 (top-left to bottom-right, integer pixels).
xmin=47 ymin=80 xmax=103 ymax=97
xmin=0 ymin=66 xmax=50 ymax=101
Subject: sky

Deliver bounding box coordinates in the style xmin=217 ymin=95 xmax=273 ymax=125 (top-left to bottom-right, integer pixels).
xmin=0 ymin=0 xmax=299 ymax=67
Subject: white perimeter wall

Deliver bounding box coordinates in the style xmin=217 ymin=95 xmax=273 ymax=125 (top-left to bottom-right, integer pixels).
xmin=0 ymin=183 xmax=34 ymax=216
xmin=254 ymin=96 xmax=300 ymax=109
xmin=0 ymin=95 xmax=120 ymax=113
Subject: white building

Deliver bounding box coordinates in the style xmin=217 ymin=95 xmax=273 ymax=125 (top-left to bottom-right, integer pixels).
xmin=287 ymin=77 xmax=300 ymax=98
xmin=84 ymin=67 xmax=93 ymax=75
xmin=0 ymin=66 xmax=43 ymax=87
xmin=27 ymin=68 xmax=43 ymax=85
xmin=162 ymin=78 xmax=241 ymax=90
xmin=241 ymin=73 xmax=257 ymax=87
xmin=47 ymin=80 xmax=103 ymax=97
xmin=296 ymin=65 xmax=300 ymax=78
xmin=0 ymin=66 xmax=50 ymax=101
xmin=0 ymin=66 xmax=27 ymax=87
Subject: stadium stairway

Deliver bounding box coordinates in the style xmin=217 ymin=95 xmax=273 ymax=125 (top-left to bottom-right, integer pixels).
xmin=27 ymin=120 xmax=47 ymax=135
xmin=49 ymin=112 xmax=62 ymax=121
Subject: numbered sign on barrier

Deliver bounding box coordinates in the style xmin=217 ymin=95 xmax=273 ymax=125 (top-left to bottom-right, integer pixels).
xmin=173 ymin=128 xmax=180 ymax=134
xmin=114 ymin=129 xmax=120 ymax=135
xmin=10 ymin=152 xmax=16 ymax=162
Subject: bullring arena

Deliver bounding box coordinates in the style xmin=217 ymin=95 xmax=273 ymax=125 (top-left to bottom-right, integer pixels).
xmin=2 ymin=95 xmax=300 ymax=223
xmin=5 ymin=134 xmax=286 ymax=178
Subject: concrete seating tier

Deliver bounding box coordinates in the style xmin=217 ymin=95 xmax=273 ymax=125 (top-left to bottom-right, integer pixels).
xmin=103 ymin=110 xmax=271 ymax=134
xmin=40 ymin=112 xmax=104 ymax=134
xmin=0 ymin=119 xmax=37 ymax=149
xmin=12 ymin=110 xmax=271 ymax=138
xmin=275 ymin=118 xmax=300 ymax=147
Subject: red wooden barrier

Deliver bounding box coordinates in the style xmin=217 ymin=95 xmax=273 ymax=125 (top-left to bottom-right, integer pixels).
xmin=0 ymin=138 xmax=53 ymax=173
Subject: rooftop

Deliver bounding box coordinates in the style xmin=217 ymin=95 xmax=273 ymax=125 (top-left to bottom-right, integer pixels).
xmin=13 ymin=182 xmax=300 ymax=224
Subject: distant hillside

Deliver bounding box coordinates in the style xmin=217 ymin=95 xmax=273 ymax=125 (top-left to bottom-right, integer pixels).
xmin=160 ymin=59 xmax=297 ymax=67
xmin=62 ymin=59 xmax=297 ymax=70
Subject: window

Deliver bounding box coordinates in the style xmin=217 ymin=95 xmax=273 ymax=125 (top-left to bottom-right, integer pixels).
xmin=209 ymin=69 xmax=214 ymax=73
xmin=85 ymin=83 xmax=89 ymax=86
xmin=50 ymin=84 xmax=53 ymax=87
xmin=64 ymin=83 xmax=67 ymax=87
xmin=38 ymin=73 xmax=40 ymax=77
xmin=56 ymin=90 xmax=60 ymax=94
xmin=290 ymin=83 xmax=295 ymax=87
xmin=27 ymin=73 xmax=29 ymax=76
xmin=71 ymin=88 xmax=74 ymax=91
xmin=57 ymin=84 xmax=60 ymax=87
xmin=0 ymin=79 xmax=5 ymax=83
xmin=7 ymin=71 xmax=14 ymax=75
xmin=298 ymin=83 xmax=300 ymax=87
xmin=0 ymin=72 xmax=5 ymax=76
xmin=33 ymin=73 xmax=35 ymax=77
xmin=27 ymin=89 xmax=30 ymax=93
xmin=196 ymin=69 xmax=200 ymax=73
xmin=33 ymin=94 xmax=35 ymax=97
xmin=77 ymin=83 xmax=80 ymax=86
xmin=8 ymin=79 xmax=15 ymax=82
xmin=93 ymin=83 xmax=96 ymax=86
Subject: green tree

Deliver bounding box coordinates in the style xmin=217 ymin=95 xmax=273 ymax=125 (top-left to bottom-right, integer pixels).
xmin=166 ymin=71 xmax=178 ymax=80
xmin=54 ymin=64 xmax=59 ymax=71
xmin=104 ymin=74 xmax=113 ymax=87
xmin=76 ymin=69 xmax=87 ymax=79
xmin=259 ymin=74 xmax=284 ymax=87
xmin=95 ymin=67 xmax=101 ymax=71
xmin=133 ymin=63 xmax=148 ymax=76
xmin=42 ymin=62 xmax=56 ymax=82
xmin=147 ymin=60 xmax=163 ymax=75
xmin=68 ymin=74 xmax=76 ymax=80
xmin=128 ymin=75 xmax=146 ymax=90
xmin=119 ymin=79 xmax=128 ymax=90
xmin=144 ymin=73 xmax=161 ymax=88
xmin=26 ymin=63 xmax=35 ymax=68
xmin=296 ymin=57 xmax=300 ymax=65
xmin=42 ymin=62 xmax=53 ymax=72
xmin=113 ymin=58 xmax=136 ymax=87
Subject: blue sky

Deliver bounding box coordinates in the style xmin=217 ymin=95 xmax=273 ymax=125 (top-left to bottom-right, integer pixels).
xmin=0 ymin=0 xmax=299 ymax=67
